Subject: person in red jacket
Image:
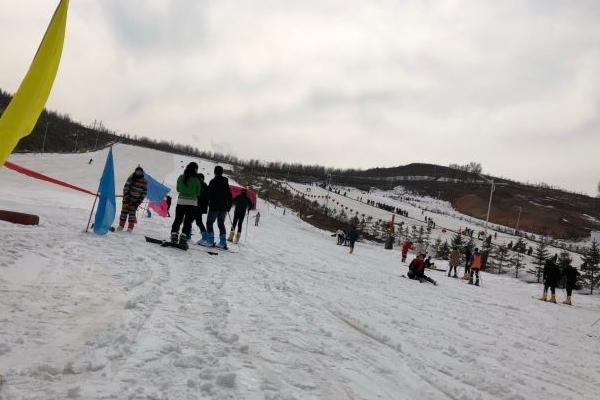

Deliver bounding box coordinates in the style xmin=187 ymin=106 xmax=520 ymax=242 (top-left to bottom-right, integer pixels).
xmin=407 ymin=254 xmax=437 ymax=285
xmin=401 ymin=240 xmax=413 ymax=262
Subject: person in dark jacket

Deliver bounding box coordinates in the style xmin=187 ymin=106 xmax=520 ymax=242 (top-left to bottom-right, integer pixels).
xmin=193 ymin=173 xmax=209 ymax=241
xmin=348 ymin=226 xmax=359 ymax=254
xmin=562 ymin=263 xmax=580 ymax=305
xmin=200 ymin=165 xmax=232 ymax=249
xmin=407 ymin=254 xmax=437 ymax=285
xmin=118 ymin=166 xmax=148 ymax=232
xmin=539 ymin=254 xmax=560 ymax=303
xmin=228 ymin=188 xmax=253 ymax=243
xmin=463 ymin=247 xmax=473 ymax=280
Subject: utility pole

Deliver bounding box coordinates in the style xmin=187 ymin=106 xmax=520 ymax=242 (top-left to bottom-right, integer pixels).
xmin=514 ymin=206 xmax=522 ymax=235
xmin=42 ymin=121 xmax=50 ymax=153
xmin=484 ymin=180 xmax=495 ymax=234
xmin=73 ymin=131 xmax=79 ymax=153
xmin=325 ymin=172 xmax=332 ymax=215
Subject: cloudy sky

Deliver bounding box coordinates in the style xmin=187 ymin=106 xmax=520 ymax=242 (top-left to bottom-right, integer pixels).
xmin=1 ymin=0 xmax=599 ymax=194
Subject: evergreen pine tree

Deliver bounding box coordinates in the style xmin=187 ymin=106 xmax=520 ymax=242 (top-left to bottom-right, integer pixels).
xmin=481 ymin=237 xmax=492 ymax=270
xmin=581 ymin=241 xmax=600 ymax=295
xmin=433 ymin=237 xmax=442 ymax=257
xmin=451 ymin=232 xmax=464 ymax=252
xmin=438 ymin=240 xmax=450 ymax=260
xmin=529 ymin=237 xmax=550 ymax=283
xmin=512 ymin=251 xmax=524 ymax=278
xmin=491 ymin=244 xmax=509 ymax=274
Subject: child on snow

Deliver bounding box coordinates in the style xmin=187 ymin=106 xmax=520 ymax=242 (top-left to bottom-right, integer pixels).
xmin=448 ymin=248 xmax=460 ymax=278
xmin=193 ymin=173 xmax=209 ymax=242
xmin=539 ymin=254 xmax=560 ymax=303
xmin=562 ymin=263 xmax=580 ymax=305
xmin=171 ymin=162 xmax=201 ymax=247
xmin=469 ymin=248 xmax=482 ymax=286
xmin=228 ymin=188 xmax=253 ymax=243
xmin=401 ymin=240 xmax=412 ymax=262
xmin=118 ymin=166 xmax=148 ymax=232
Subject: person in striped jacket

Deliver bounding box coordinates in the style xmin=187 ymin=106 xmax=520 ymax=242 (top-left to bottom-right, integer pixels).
xmin=118 ymin=166 xmax=148 ymax=232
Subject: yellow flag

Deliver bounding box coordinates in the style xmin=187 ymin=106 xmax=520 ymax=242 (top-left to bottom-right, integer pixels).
xmin=0 ymin=0 xmax=69 ymax=165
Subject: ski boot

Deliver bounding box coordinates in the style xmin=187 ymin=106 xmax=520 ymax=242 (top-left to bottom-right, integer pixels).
xmin=179 ymin=233 xmax=189 ymax=250
xmin=171 ymin=232 xmax=179 ymax=243
xmin=227 ymin=231 xmax=235 ymax=242
xmin=198 ymin=232 xmax=215 ymax=247
xmin=117 ymin=225 xmax=125 ymax=232
xmin=474 ymin=279 xmax=480 ymax=286
xmin=127 ymin=223 xmax=135 ymax=233
xmin=216 ymin=234 xmax=228 ymax=250
xmin=233 ymin=232 xmax=241 ymax=244
xmin=549 ymin=294 xmax=557 ymax=304
xmin=562 ymin=296 xmax=572 ymax=305
xmin=539 ymin=293 xmax=547 ymax=302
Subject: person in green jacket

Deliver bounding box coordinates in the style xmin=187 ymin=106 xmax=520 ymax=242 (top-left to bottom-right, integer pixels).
xmin=171 ymin=162 xmax=201 ymax=247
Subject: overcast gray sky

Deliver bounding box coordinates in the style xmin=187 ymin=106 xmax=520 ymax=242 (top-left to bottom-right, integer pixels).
xmin=1 ymin=0 xmax=599 ymax=194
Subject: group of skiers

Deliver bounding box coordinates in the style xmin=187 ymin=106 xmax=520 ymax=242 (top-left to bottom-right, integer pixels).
xmin=115 ymin=163 xmax=254 ymax=250
xmin=538 ymin=254 xmax=580 ymax=305
xmin=335 ymin=226 xmax=359 ymax=253
xmin=170 ymin=163 xmax=254 ymax=249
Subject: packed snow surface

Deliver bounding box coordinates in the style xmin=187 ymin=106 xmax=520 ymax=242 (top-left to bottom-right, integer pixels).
xmin=1 ymin=145 xmax=599 ymax=399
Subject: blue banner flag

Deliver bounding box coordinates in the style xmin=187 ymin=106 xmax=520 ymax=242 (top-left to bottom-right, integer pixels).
xmin=144 ymin=172 xmax=171 ymax=203
xmin=93 ymin=148 xmax=116 ymax=235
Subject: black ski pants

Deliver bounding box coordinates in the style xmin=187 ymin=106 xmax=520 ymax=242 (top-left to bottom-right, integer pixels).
xmin=193 ymin=207 xmax=206 ymax=233
xmin=566 ymin=285 xmax=574 ymax=297
xmin=543 ymin=283 xmax=556 ymax=295
xmin=231 ymin=212 xmax=246 ymax=233
xmin=171 ymin=205 xmax=196 ymax=237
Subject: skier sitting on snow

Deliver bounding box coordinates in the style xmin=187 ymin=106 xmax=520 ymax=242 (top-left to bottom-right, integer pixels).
xmin=118 ymin=166 xmax=148 ymax=232
xmin=228 ymin=188 xmax=253 ymax=244
xmin=539 ymin=254 xmax=560 ymax=303
xmin=407 ymin=254 xmax=437 ymax=285
xmin=469 ymin=248 xmax=482 ymax=286
xmin=562 ymin=262 xmax=580 ymax=305
xmin=448 ymin=248 xmax=460 ymax=278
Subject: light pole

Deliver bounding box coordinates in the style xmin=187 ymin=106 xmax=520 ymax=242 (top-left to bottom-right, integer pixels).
xmin=73 ymin=131 xmax=79 ymax=153
xmin=478 ymin=174 xmax=495 ymax=234
xmin=325 ymin=173 xmax=332 ymax=215
xmin=42 ymin=121 xmax=50 ymax=153
xmin=514 ymin=206 xmax=522 ymax=235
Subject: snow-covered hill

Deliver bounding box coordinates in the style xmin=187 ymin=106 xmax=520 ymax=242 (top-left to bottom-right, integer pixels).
xmin=1 ymin=145 xmax=599 ymax=400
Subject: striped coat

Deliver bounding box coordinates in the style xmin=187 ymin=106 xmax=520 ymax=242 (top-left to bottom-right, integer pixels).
xmin=123 ymin=175 xmax=148 ymax=210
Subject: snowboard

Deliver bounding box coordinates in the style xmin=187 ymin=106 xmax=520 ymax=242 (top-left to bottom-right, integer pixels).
xmin=145 ymin=236 xmax=189 ymax=250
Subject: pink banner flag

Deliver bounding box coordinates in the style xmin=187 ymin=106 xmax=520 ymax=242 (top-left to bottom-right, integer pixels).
xmin=148 ymin=198 xmax=169 ymax=217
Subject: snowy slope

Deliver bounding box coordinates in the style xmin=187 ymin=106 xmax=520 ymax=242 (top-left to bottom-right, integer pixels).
xmin=1 ymin=146 xmax=599 ymax=400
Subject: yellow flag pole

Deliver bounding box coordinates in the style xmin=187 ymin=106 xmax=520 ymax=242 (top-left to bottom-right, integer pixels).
xmin=0 ymin=0 xmax=70 ymax=166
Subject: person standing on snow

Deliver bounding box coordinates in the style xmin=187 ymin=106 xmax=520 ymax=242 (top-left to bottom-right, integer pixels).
xmin=448 ymin=247 xmax=460 ymax=278
xmin=336 ymin=229 xmax=345 ymax=245
xmin=118 ymin=166 xmax=148 ymax=232
xmin=254 ymin=211 xmax=261 ymax=226
xmin=469 ymin=248 xmax=482 ymax=286
xmin=228 ymin=188 xmax=253 ymax=243
xmin=407 ymin=254 xmax=437 ymax=285
xmin=463 ymin=247 xmax=473 ymax=280
xmin=539 ymin=254 xmax=560 ymax=303
xmin=562 ymin=262 xmax=580 ymax=305
xmin=193 ymin=173 xmax=209 ymax=242
xmin=200 ymin=165 xmax=232 ymax=249
xmin=348 ymin=226 xmax=359 ymax=254
xmin=401 ymin=240 xmax=412 ymax=263
xmin=171 ymin=162 xmax=201 ymax=247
